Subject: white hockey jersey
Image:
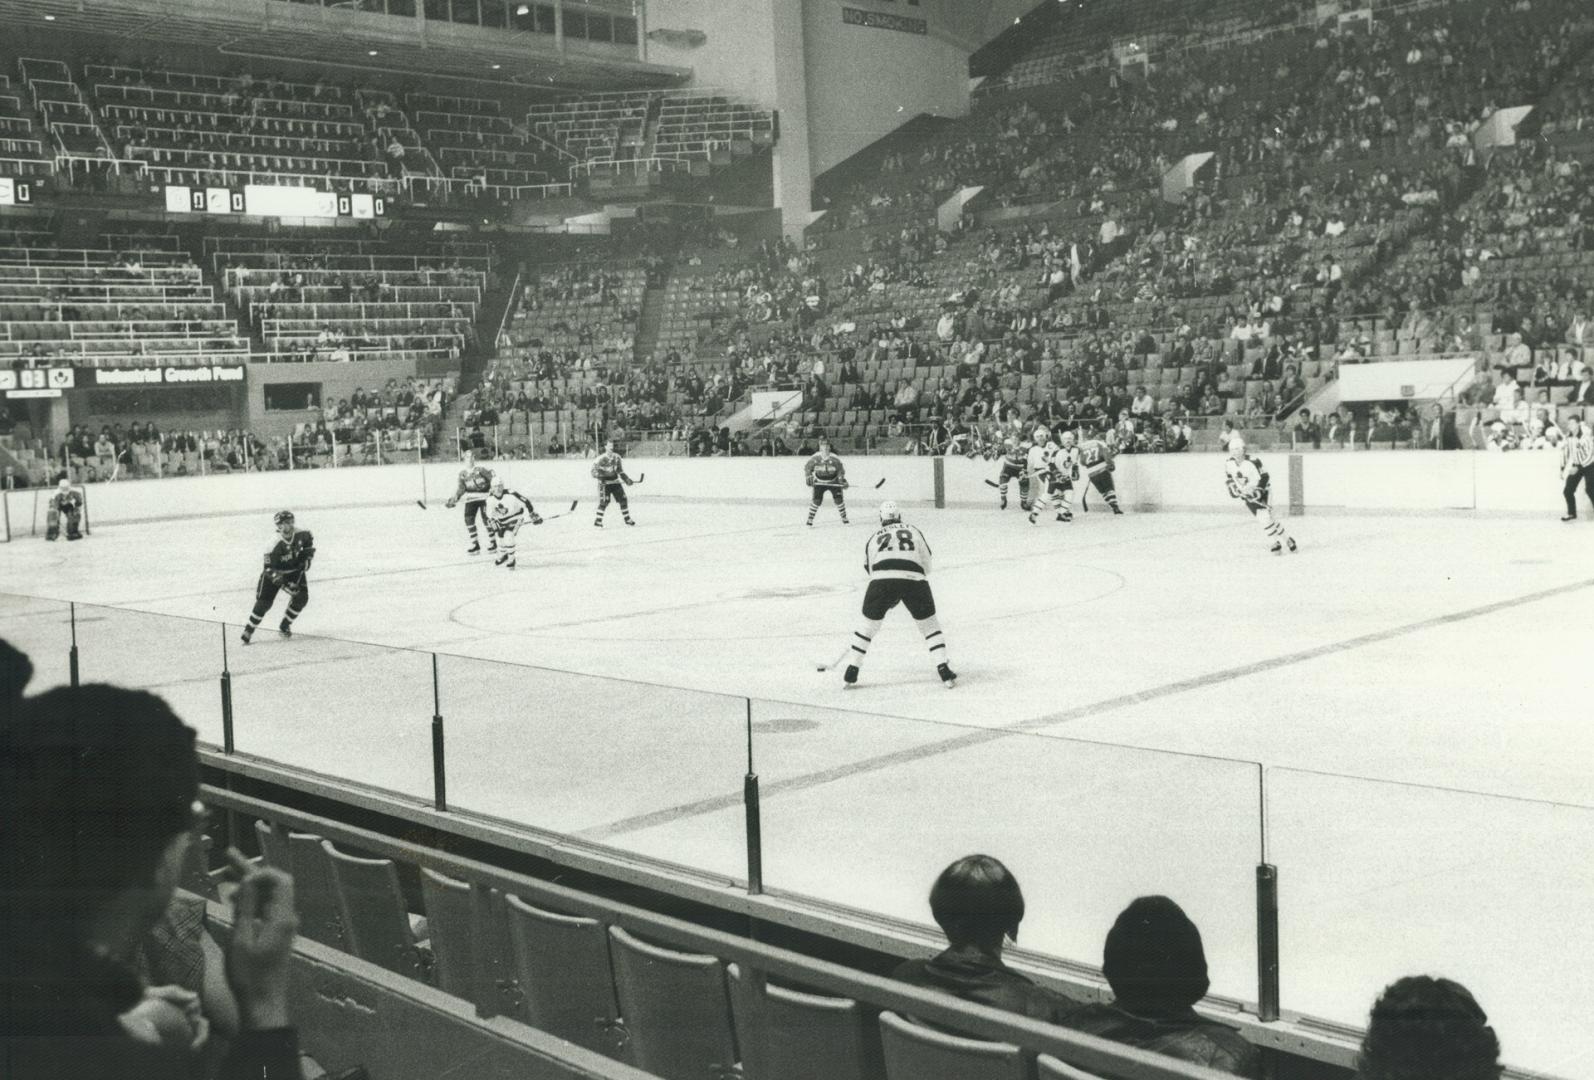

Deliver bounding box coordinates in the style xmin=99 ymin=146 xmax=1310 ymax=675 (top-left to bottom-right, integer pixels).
xmin=865 ymin=522 xmax=932 ymax=581
xmin=485 ymin=489 xmax=537 ymax=532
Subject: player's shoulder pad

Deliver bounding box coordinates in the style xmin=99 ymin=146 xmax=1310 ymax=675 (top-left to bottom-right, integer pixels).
xmin=296 ymin=529 xmax=315 ymax=545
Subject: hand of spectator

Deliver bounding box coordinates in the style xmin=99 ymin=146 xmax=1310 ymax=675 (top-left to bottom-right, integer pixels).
xmin=224 ymin=848 xmax=297 ymax=1031
xmin=120 ymin=984 xmax=210 ymax=1052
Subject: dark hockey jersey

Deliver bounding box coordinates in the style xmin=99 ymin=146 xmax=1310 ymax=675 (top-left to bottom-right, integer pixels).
xmin=265 ymin=530 xmax=316 ymax=583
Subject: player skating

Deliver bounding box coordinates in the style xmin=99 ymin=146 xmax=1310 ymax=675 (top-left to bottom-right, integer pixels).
xmin=240 ymin=510 xmax=315 ymax=644
xmin=1078 ymin=431 xmax=1123 ymax=514
xmin=445 ymin=450 xmax=497 ymax=554
xmin=591 ymin=440 xmax=636 ymax=527
xmin=840 ymin=501 xmax=956 ymax=690
xmin=43 ymin=479 xmax=84 ymax=541
xmin=804 ymin=438 xmax=851 ymax=526
xmin=1224 ymin=437 xmax=1297 ymax=554
xmin=1027 ymin=428 xmax=1080 ymax=525
xmin=994 ymin=435 xmax=1032 ymax=510
xmin=483 ymin=478 xmax=543 ymax=570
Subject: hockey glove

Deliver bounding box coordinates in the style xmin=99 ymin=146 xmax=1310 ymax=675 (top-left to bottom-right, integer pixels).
xmin=445 ymin=497 xmax=458 ymax=509
xmin=531 ymin=514 xmax=543 ymax=525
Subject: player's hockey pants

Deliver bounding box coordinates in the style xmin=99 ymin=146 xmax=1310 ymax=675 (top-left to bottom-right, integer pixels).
xmin=997 ymin=463 xmax=1030 ymax=505
xmin=249 ymin=573 xmax=308 ymax=631
xmin=1563 ymin=467 xmax=1593 ymax=517
xmin=46 ymin=507 xmax=82 ymax=541
xmin=463 ymin=498 xmax=495 ymax=546
xmin=596 ymin=482 xmax=632 ymax=522
xmin=849 ymin=579 xmax=946 ymax=672
xmin=1033 ymin=478 xmax=1074 ymax=516
xmin=1245 ymin=496 xmax=1291 ymax=547
xmin=808 ymin=485 xmax=849 ymax=522
xmin=1088 ymin=469 xmax=1121 ymax=509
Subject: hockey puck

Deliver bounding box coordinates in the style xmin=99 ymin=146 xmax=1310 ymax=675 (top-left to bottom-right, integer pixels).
xmin=815 ymin=665 xmax=826 ymax=672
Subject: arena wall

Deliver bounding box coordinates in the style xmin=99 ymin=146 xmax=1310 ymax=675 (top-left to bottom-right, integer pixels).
xmin=14 ymin=452 xmax=1569 ymax=528
xmin=245 ymin=357 xmax=422 ymax=439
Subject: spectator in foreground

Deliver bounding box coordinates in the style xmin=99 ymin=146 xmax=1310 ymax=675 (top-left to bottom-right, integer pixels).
xmin=1356 ymin=976 xmax=1502 ymax=1080
xmin=0 ymin=682 xmax=301 ymax=1080
xmin=1058 ymin=895 xmax=1260 ymax=1077
xmin=893 ymin=854 xmax=1079 ymax=1025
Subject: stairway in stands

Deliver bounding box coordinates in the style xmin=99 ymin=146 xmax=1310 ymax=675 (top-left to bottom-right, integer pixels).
xmin=632 ymin=279 xmax=666 ymax=362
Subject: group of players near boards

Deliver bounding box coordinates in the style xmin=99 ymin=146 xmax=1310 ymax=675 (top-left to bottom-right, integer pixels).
xmin=235 ymin=433 xmax=1296 ymax=691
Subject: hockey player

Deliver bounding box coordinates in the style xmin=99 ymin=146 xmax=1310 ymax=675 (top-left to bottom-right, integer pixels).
xmin=591 ymin=440 xmax=635 ymax=527
xmin=483 ymin=477 xmax=543 ymax=570
xmin=994 ymin=435 xmax=1032 ymax=510
xmin=444 ymin=450 xmax=497 ymax=554
xmin=240 ymin=510 xmax=315 ymax=644
xmin=841 ymin=501 xmax=957 ymax=690
xmin=804 ymin=438 xmax=851 ymax=526
xmin=1225 ymin=437 xmax=1297 ymax=555
xmin=1078 ymin=431 xmax=1123 ymax=514
xmin=43 ymin=479 xmax=84 ymax=541
xmin=1027 ymin=428 xmax=1080 ymax=525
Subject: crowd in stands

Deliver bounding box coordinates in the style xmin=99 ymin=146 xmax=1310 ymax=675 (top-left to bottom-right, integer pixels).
xmin=0 ymin=651 xmax=1515 ymax=1080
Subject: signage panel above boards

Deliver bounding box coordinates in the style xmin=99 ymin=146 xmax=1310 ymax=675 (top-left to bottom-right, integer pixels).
xmin=162 ymin=184 xmax=385 ymax=220
xmin=0 ymin=177 xmax=35 ymax=206
xmin=2 ymin=365 xmax=246 ymax=395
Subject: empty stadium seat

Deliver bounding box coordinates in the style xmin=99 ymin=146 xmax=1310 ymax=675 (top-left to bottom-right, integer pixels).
xmin=503 ymin=893 xmax=626 ymax=1059
xmin=878 ymin=1011 xmax=1029 ymax=1080
xmin=608 ymin=924 xmax=739 ymax=1080
xmin=419 ymin=867 xmax=479 ymax=1002
xmin=1036 ymin=1055 xmax=1108 ymax=1080
xmin=728 ymin=963 xmax=885 ymax=1080
xmin=324 ymin=840 xmax=432 ymax=981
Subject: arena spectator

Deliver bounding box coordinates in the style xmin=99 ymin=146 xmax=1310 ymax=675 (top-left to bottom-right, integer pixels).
xmin=1058 ymin=895 xmax=1260 ymax=1077
xmin=0 ymin=681 xmax=301 ymax=1080
xmin=892 ymin=854 xmax=1080 ymax=1026
xmin=1356 ymin=976 xmax=1502 ymax=1080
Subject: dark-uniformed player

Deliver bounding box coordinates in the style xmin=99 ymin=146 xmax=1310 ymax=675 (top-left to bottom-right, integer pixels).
xmin=995 ymin=435 xmax=1032 ymax=510
xmin=591 ymin=440 xmax=635 ymax=527
xmin=1078 ymin=432 xmax=1123 ymax=514
xmin=841 ymin=501 xmax=956 ymax=690
xmin=445 ymin=450 xmax=497 ymax=554
xmin=240 ymin=510 xmax=315 ymax=644
xmin=804 ymin=438 xmax=851 ymax=526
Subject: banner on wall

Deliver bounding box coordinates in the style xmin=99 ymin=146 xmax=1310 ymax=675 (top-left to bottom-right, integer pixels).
xmin=841 ymin=7 xmax=927 ymax=35
xmin=1 ymin=367 xmax=73 ymax=398
xmin=86 ymin=365 xmax=247 ymax=387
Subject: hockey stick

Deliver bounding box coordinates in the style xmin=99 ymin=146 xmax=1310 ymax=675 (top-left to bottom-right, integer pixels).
xmin=537 ymin=500 xmax=581 ymax=522
xmin=872 ymin=477 xmax=886 ymax=489
xmin=983 ymin=479 xmax=1001 ymax=489
xmin=816 ymin=644 xmax=852 ymax=672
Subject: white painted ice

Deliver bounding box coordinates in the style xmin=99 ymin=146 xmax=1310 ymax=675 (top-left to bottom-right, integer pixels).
xmin=3 ymin=499 xmax=1591 ymax=1075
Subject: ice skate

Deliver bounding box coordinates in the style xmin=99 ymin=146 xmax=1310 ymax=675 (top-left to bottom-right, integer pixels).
xmin=937 ymin=663 xmax=957 ymax=689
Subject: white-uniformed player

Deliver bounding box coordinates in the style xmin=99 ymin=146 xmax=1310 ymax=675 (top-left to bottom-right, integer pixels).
xmin=483 ymin=477 xmax=543 ymax=569
xmin=841 ymin=501 xmax=956 ymax=689
xmin=1224 ymin=437 xmax=1297 ymax=554
xmin=1028 ymin=429 xmax=1081 ymax=524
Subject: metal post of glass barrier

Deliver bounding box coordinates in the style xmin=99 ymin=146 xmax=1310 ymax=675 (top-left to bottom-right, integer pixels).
xmin=1256 ymin=767 xmax=1280 ymax=1021
xmin=743 ymin=698 xmax=763 ymax=895
xmin=68 ymin=602 xmax=80 ymax=686
xmin=431 ymin=653 xmax=447 ymax=812
xmin=219 ymin=625 xmax=235 ymax=755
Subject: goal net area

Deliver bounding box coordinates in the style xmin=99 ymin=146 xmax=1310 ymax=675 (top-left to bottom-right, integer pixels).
xmin=0 ymin=485 xmax=91 ymax=542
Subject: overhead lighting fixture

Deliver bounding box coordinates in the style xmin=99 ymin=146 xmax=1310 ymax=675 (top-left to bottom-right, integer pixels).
xmin=516 ymin=3 xmax=530 ymax=13
xmin=368 ymin=49 xmax=379 ymax=56
xmin=491 ymin=63 xmax=502 ymax=70
xmin=43 ymin=13 xmax=57 ymax=19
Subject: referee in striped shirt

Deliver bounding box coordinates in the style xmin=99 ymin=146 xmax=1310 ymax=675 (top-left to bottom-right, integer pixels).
xmin=1562 ymin=414 xmax=1594 ymax=521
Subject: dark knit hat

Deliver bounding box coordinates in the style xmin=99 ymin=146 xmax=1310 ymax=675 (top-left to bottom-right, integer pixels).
xmin=1102 ymin=895 xmax=1211 ymax=1008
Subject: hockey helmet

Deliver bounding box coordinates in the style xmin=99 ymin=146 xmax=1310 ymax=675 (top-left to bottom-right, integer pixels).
xmin=461 ymin=449 xmax=475 ymax=467
xmin=273 ymin=510 xmax=295 ymax=528
xmin=489 ymin=477 xmax=507 ymax=496
xmin=1061 ymin=430 xmax=1077 ymax=448
xmin=878 ymin=500 xmax=902 ymax=525
xmin=1227 ymin=436 xmax=1247 ymax=459
xmin=1033 ymin=425 xmax=1050 ymax=443
xmin=58 ymin=478 xmax=71 ymax=491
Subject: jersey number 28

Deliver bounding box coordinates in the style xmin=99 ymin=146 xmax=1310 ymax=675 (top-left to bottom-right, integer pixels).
xmin=876 ymin=529 xmax=916 ymax=552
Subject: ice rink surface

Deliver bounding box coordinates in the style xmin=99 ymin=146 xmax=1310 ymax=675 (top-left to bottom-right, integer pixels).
xmin=3 ymin=495 xmax=1592 ymax=1075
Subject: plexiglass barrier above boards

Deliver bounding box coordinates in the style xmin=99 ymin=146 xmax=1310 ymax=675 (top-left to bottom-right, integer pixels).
xmin=3 ymin=592 xmax=1591 ymax=1073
